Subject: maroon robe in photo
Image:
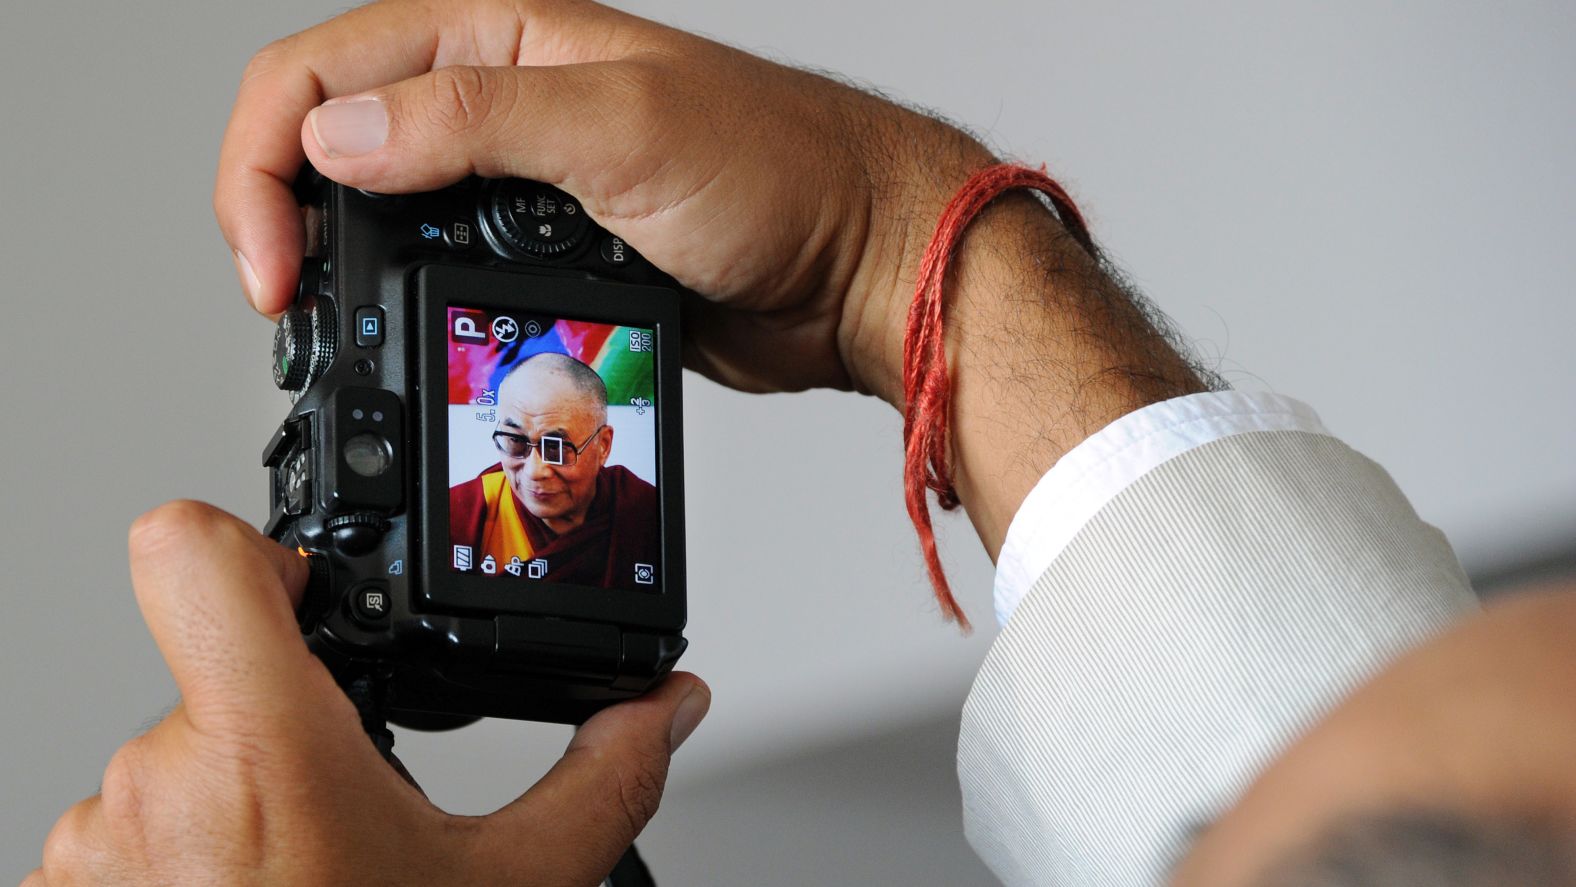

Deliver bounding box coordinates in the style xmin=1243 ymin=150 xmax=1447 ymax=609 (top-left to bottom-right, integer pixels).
xmin=449 ymin=463 xmax=660 ymax=590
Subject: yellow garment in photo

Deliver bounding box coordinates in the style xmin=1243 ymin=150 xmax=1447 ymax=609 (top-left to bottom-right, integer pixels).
xmin=479 ymin=471 xmax=535 ymax=567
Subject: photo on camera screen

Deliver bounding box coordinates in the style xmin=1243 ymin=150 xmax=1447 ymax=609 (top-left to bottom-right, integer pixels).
xmin=445 ymin=305 xmax=660 ymax=592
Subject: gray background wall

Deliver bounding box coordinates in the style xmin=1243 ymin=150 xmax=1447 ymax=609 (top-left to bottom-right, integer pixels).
xmin=2 ymin=0 xmax=1572 ymax=882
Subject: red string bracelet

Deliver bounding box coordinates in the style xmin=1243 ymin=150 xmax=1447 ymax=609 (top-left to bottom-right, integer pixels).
xmin=901 ymin=163 xmax=1098 ymax=631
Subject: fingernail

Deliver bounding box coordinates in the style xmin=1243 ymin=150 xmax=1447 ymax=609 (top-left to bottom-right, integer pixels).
xmin=309 ymin=98 xmax=388 ymax=158
xmin=670 ymin=685 xmax=710 ymax=751
xmin=232 ymin=249 xmax=261 ymax=306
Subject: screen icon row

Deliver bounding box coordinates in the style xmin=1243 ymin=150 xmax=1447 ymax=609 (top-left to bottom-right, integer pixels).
xmin=453 ymin=546 xmax=549 ymax=579
xmin=451 ymin=313 xmax=547 ymax=346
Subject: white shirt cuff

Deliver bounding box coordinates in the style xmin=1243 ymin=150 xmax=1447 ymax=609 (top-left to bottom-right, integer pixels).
xmin=992 ymin=391 xmax=1332 ymax=627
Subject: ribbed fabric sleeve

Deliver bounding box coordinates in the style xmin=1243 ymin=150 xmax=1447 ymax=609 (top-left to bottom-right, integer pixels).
xmin=995 ymin=391 xmax=1331 ymax=627
xmin=957 ymin=430 xmax=1479 ymax=886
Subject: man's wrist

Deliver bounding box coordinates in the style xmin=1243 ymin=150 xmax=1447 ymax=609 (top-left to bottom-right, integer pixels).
xmin=847 ymin=160 xmax=1209 ymax=557
xmin=955 ymin=193 xmax=1210 ymax=555
xmin=835 ymin=111 xmax=997 ymax=406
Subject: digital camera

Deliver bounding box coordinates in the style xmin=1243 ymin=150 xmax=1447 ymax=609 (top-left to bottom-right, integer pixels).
xmin=263 ymin=168 xmax=687 ymax=727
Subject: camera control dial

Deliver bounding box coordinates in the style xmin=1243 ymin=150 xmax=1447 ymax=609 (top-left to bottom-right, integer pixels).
xmin=326 ymin=512 xmax=391 ymax=557
xmin=490 ymin=180 xmax=591 ymax=257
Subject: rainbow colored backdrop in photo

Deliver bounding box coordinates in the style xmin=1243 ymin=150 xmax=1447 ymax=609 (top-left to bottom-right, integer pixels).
xmin=446 ymin=306 xmax=656 ymax=408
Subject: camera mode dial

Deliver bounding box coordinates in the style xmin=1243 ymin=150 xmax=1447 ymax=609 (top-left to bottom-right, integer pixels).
xmin=490 ymin=180 xmax=591 ymax=257
xmin=272 ymin=310 xmax=313 ymax=391
xmin=272 ymin=299 xmax=338 ymax=397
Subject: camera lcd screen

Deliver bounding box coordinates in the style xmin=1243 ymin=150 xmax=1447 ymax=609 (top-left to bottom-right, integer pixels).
xmin=445 ymin=304 xmax=661 ymax=592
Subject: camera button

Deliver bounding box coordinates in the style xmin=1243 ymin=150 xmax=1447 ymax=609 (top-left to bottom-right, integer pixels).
xmin=415 ymin=218 xmax=476 ymax=251
xmin=598 ymin=234 xmax=640 ymax=268
xmin=444 ymin=219 xmax=475 ymax=250
xmin=354 ymin=307 xmax=385 ymax=348
xmin=351 ymin=582 xmax=391 ymax=624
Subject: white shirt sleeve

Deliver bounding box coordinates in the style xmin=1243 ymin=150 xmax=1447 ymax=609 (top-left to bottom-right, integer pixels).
xmin=993 ymin=391 xmax=1332 ymax=627
xmin=961 ymin=392 xmax=1479 ymax=885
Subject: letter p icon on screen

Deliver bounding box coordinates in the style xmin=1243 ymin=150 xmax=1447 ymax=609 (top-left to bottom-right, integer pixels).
xmin=451 ymin=314 xmax=488 ymax=344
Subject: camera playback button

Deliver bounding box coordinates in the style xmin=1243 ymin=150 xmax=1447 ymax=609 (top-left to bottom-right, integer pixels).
xmin=354 ymin=307 xmax=385 ymax=348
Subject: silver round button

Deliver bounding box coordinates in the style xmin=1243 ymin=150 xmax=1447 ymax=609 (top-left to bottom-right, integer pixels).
xmin=343 ymin=433 xmax=393 ymax=478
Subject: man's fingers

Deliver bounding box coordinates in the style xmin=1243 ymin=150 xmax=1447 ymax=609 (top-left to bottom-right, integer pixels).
xmin=472 ymin=674 xmax=710 ymax=879
xmin=298 ymin=58 xmax=673 ymax=201
xmin=215 ymin=2 xmax=444 ymax=313
xmin=126 ymin=501 xmax=331 ymax=729
xmin=38 ymin=795 xmax=108 ymax=881
xmin=215 ymin=0 xmax=665 ymax=314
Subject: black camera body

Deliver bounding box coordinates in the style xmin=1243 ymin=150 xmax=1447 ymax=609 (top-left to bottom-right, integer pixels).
xmin=264 ymin=169 xmax=687 ymax=727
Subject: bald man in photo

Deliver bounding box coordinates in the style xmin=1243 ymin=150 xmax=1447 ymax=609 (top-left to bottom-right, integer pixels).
xmin=450 ymin=352 xmax=660 ymax=590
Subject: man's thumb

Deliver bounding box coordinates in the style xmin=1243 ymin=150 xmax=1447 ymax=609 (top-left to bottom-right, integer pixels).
xmin=469 ymin=674 xmax=710 ymax=879
xmin=300 ymin=62 xmax=650 ymax=196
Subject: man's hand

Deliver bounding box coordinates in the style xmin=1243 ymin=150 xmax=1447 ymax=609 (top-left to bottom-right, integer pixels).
xmin=25 ymin=501 xmax=709 ymax=886
xmin=218 ymin=0 xmax=1203 ymax=558
xmin=216 ymin=0 xmax=993 ymax=402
